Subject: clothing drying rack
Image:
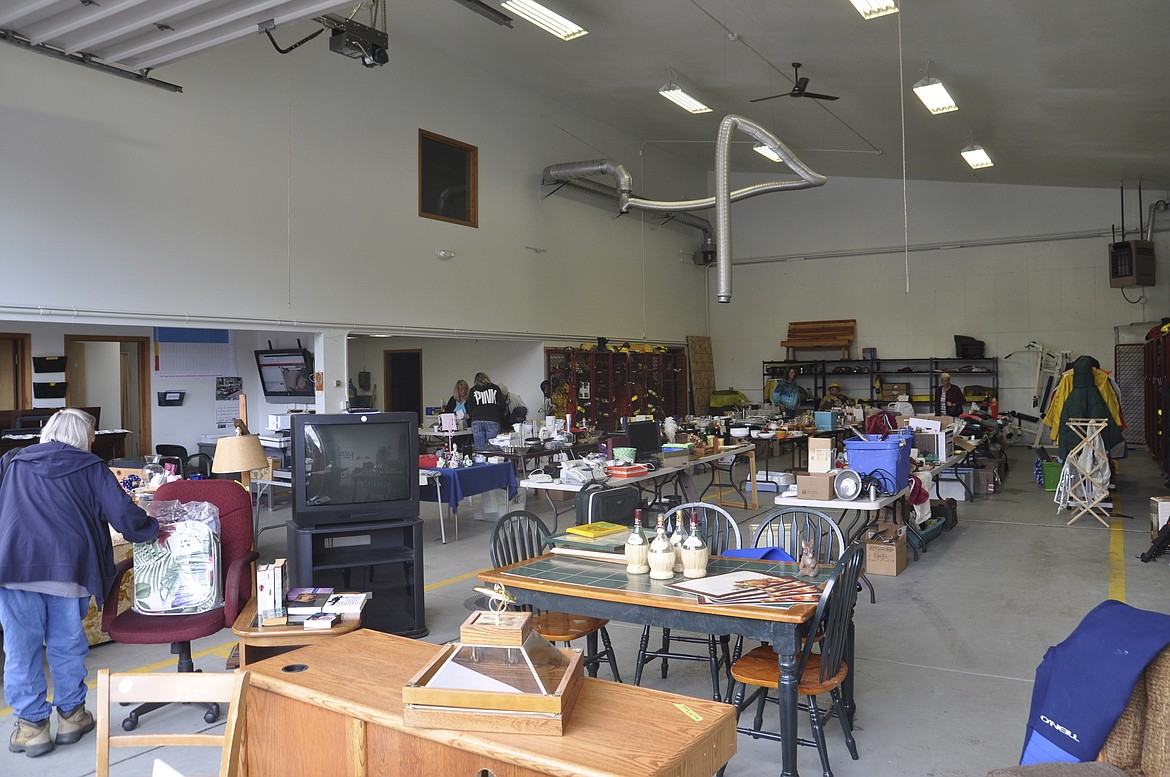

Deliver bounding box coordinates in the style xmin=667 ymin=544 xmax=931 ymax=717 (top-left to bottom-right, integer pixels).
xmin=1058 ymin=418 xmax=1111 ymax=527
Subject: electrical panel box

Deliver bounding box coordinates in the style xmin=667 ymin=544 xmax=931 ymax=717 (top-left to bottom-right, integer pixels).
xmin=1109 ymin=240 xmax=1156 ymax=288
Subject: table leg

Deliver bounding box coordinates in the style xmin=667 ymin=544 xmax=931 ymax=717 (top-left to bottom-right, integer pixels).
xmin=774 ymin=641 xmax=801 ymax=777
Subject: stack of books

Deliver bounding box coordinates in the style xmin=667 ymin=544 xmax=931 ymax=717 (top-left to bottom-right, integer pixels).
xmin=545 ymin=523 xmax=630 ymax=564
xmin=277 ymin=588 xmax=370 ymax=629
xmin=256 ymin=558 xmax=288 ymax=625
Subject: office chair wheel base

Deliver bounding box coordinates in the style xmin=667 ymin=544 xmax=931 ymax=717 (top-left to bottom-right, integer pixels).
xmin=203 ymin=705 xmax=220 ymax=725
xmin=122 ymin=714 xmax=139 ymax=732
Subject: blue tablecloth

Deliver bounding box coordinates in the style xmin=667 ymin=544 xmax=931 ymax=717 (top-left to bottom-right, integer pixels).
xmin=420 ymin=462 xmax=518 ymax=511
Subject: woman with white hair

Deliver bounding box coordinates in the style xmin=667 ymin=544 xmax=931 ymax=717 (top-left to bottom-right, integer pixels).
xmin=0 ymin=408 xmax=159 ymax=759
xmin=936 ymin=372 xmax=966 ymax=417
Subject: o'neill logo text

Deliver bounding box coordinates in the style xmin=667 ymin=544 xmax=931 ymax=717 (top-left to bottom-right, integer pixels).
xmin=1040 ymin=715 xmax=1081 ymax=742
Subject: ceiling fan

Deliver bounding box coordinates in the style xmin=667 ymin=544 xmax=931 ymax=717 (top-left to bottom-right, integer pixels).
xmin=750 ymin=62 xmax=839 ymax=103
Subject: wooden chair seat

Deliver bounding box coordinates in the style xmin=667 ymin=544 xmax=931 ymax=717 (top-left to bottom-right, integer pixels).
xmin=731 ymin=644 xmax=849 ymax=697
xmin=534 ymin=612 xmax=609 ymax=642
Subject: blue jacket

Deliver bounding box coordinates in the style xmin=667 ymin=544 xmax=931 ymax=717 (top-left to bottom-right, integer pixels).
xmin=0 ymin=442 xmax=158 ymax=602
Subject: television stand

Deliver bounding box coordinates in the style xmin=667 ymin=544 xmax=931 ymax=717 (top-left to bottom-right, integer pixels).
xmin=285 ymin=519 xmax=426 ymax=638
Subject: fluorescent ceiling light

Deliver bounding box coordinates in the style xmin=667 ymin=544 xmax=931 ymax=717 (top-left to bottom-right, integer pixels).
xmin=659 ymin=82 xmax=712 ymax=114
xmin=753 ymin=144 xmax=782 ymax=162
xmin=501 ymin=0 xmax=588 ymax=40
xmin=961 ymin=144 xmax=993 ymax=169
xmin=849 ymin=0 xmax=898 ymax=19
xmin=912 ymin=77 xmax=957 ymax=114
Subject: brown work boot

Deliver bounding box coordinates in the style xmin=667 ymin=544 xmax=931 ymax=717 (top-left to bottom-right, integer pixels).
xmin=9 ymin=718 xmax=53 ymax=757
xmin=55 ymin=705 xmax=95 ymax=745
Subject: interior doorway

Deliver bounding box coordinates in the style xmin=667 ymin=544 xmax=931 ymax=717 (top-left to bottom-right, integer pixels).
xmin=383 ymin=350 xmax=422 ymax=421
xmin=64 ymin=335 xmax=151 ymax=456
xmin=0 ymin=333 xmax=31 ymax=412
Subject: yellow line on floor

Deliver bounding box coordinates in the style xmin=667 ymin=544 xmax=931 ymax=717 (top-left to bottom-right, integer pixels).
xmin=1109 ymin=490 xmax=1126 ymax=603
xmin=425 ymin=567 xmax=491 ymax=592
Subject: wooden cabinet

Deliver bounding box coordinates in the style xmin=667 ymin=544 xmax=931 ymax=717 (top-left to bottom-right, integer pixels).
xmin=546 ymin=347 xmax=687 ymax=431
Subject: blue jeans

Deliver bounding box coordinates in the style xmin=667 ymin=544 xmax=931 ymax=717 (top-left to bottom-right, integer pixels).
xmin=0 ymin=588 xmax=90 ymax=722
xmin=471 ymin=420 xmax=500 ymax=450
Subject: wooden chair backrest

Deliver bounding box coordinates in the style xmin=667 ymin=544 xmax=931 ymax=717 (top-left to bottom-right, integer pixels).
xmin=96 ymin=669 xmax=249 ymax=777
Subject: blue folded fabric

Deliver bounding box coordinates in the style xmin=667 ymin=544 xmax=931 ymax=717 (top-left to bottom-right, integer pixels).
xmin=722 ymin=547 xmax=796 ymax=563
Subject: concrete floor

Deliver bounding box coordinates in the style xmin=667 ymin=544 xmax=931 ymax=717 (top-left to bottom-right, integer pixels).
xmin=3 ymin=446 xmax=1169 ymax=776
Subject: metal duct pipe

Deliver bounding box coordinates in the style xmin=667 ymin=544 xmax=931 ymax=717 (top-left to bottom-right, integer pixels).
xmin=542 ymin=116 xmax=824 ymax=302
xmin=1146 ymin=200 xmax=1169 ymax=241
xmin=544 ymin=168 xmax=714 ymax=239
xmin=543 ymin=159 xmax=634 ymax=210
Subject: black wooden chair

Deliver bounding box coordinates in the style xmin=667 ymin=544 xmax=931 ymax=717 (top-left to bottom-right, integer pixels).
xmin=488 ymin=510 xmax=621 ymax=681
xmin=632 ymin=501 xmax=741 ymax=700
xmin=755 ymin=507 xmax=874 ymax=604
xmin=726 ymin=542 xmax=865 ymax=777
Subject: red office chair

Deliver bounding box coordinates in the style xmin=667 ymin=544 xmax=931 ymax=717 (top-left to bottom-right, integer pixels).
xmin=101 ymin=480 xmax=258 ymax=731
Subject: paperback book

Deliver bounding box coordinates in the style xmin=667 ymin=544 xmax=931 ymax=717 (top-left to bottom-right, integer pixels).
xmin=668 ymin=571 xmax=823 ymax=607
xmin=321 ymin=593 xmax=369 ymax=614
xmin=286 ymin=587 xmax=334 ymax=615
xmin=303 ymin=612 xmax=340 ymax=630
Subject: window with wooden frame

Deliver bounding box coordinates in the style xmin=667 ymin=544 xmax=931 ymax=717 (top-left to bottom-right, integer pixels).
xmin=418 ymin=130 xmax=478 ymax=228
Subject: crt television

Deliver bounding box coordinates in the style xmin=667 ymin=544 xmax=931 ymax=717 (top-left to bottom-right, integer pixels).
xmin=291 ymin=412 xmax=420 ymax=528
xmin=254 ymin=349 xmax=314 ymax=399
xmin=624 ymin=418 xmax=662 ymax=462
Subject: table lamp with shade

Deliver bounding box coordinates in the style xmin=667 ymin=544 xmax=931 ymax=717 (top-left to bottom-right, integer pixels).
xmin=211 ymin=422 xmax=270 ymax=491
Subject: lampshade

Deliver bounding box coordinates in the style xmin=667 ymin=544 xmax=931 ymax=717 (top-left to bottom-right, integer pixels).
xmin=659 ymin=83 xmax=712 ymax=114
xmin=961 ymin=144 xmax=994 ymax=169
xmin=211 ymin=434 xmax=270 ymax=475
xmin=849 ymin=0 xmax=898 ymax=19
xmin=912 ymin=77 xmax=958 ymax=114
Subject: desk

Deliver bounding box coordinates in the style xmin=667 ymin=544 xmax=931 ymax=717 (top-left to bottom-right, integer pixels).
xmin=243 ymin=629 xmax=735 ymax=777
xmin=480 ymin=554 xmax=832 ymax=777
xmin=496 ymin=441 xmax=599 ymax=479
xmin=231 ymin=597 xmax=361 ymax=667
xmin=419 ymin=461 xmax=518 ymax=541
xmin=519 ymin=444 xmax=756 ymax=528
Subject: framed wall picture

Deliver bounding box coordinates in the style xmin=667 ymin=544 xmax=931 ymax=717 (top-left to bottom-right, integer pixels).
xmin=418 ymin=129 xmax=478 ymax=228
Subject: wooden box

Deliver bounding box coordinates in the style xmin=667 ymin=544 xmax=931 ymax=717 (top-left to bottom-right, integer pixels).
xmin=402 ymin=612 xmax=585 ymax=736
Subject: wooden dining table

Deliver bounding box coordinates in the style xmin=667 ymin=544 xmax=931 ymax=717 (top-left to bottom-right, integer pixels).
xmin=479 ymin=553 xmax=841 ymax=777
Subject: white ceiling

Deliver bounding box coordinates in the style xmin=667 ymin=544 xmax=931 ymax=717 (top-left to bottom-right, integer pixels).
xmin=4 ymin=1 xmax=1169 ymax=191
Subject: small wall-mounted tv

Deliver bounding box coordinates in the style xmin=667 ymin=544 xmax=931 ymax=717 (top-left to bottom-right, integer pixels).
xmin=255 ymin=349 xmax=314 ymax=399
xmin=291 ymin=412 xmax=420 ymax=528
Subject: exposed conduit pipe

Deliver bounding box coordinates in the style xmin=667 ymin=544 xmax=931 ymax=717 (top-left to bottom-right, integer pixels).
xmin=542 ymin=115 xmax=825 ymax=302
xmin=544 ymin=174 xmax=715 ymax=238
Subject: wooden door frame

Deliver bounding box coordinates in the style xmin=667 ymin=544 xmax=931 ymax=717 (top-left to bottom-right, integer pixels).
xmin=0 ymin=332 xmax=32 ymax=409
xmin=63 ymin=335 xmax=151 ymax=452
xmin=382 ymin=349 xmax=423 ymax=419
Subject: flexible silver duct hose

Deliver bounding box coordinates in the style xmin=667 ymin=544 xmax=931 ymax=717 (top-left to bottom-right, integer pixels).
xmin=543 ymin=165 xmax=714 ymax=238
xmin=543 ymin=117 xmax=825 ymax=302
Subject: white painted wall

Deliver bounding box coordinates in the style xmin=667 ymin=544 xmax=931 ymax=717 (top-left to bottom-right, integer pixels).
xmin=709 ymin=174 xmax=1170 ymax=416
xmin=0 ymin=28 xmax=708 ymax=342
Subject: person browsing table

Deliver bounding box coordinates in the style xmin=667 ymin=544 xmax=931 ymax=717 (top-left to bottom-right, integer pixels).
xmin=467 ymin=372 xmax=506 ymax=450
xmin=936 ymin=372 xmax=966 ymax=417
xmin=444 ymin=379 xmax=470 ymax=423
xmin=0 ymin=408 xmax=159 ymax=759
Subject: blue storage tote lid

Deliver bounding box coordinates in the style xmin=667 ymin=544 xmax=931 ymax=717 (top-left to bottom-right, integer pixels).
xmin=843 ymin=435 xmax=911 ymax=496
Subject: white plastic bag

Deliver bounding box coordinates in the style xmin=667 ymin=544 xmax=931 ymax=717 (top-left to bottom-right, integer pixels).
xmin=132 ymin=500 xmax=223 ymax=615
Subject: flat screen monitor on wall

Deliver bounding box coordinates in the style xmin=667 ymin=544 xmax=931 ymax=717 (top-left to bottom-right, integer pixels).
xmin=291 ymin=412 xmax=420 ymax=528
xmin=254 ymin=349 xmax=314 ymax=399
xmin=625 ymin=419 xmax=662 ymax=462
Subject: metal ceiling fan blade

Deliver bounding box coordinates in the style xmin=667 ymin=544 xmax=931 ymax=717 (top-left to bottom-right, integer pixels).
xmin=749 ymin=92 xmax=793 ymax=103
xmin=801 ymin=91 xmax=839 ymax=101
xmin=792 ymin=76 xmax=810 ymax=95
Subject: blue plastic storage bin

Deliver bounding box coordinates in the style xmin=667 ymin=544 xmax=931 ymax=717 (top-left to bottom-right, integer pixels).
xmin=843 ymin=434 xmax=911 ymax=495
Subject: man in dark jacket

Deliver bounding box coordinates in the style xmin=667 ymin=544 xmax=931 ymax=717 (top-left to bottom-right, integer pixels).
xmin=0 ymin=408 xmax=158 ymax=759
xmin=466 ymin=371 xmax=506 ymax=450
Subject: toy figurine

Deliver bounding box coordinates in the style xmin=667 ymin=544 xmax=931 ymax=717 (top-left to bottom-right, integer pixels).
xmin=797 ymin=538 xmax=819 ymax=577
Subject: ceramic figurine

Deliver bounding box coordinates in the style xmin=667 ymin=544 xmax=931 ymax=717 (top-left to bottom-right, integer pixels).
xmin=798 ymin=538 xmax=819 ymax=577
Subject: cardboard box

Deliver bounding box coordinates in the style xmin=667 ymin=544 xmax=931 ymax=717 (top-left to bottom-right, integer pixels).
xmin=901 ymin=415 xmax=954 ymax=432
xmin=1151 ymin=496 xmax=1170 ymax=534
xmin=974 ymin=467 xmax=1000 ymax=493
xmin=797 ymin=470 xmax=838 ymax=500
xmin=865 ymin=534 xmax=907 ymax=576
xmin=953 ymin=436 xmax=977 ymax=453
xmin=808 ymin=437 xmax=836 ymax=473
xmin=880 ymin=382 xmax=911 ymax=400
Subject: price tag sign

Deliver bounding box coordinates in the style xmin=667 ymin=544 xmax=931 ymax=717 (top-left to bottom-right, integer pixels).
xmin=439 ymin=413 xmax=458 ymax=432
